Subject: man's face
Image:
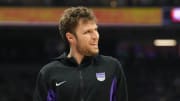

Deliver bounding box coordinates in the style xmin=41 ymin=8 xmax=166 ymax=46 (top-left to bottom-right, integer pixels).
xmin=74 ymin=19 xmax=99 ymax=56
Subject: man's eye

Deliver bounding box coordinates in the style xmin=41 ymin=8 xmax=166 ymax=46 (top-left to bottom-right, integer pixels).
xmin=84 ymin=30 xmax=91 ymax=34
xmin=87 ymin=30 xmax=92 ymax=33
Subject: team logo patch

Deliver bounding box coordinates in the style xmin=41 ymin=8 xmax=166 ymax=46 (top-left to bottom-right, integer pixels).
xmin=96 ymin=72 xmax=106 ymax=81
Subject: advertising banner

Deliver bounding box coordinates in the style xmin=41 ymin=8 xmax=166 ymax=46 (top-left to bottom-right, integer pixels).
xmin=0 ymin=7 xmax=162 ymax=26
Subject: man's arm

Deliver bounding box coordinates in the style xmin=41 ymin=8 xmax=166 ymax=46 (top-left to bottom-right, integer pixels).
xmin=33 ymin=71 xmax=48 ymax=101
xmin=116 ymin=60 xmax=128 ymax=101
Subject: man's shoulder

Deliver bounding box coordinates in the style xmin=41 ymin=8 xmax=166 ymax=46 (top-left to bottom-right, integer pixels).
xmin=98 ymin=55 xmax=118 ymax=61
xmin=97 ymin=55 xmax=119 ymax=63
xmin=96 ymin=55 xmax=123 ymax=71
xmin=39 ymin=60 xmax=61 ymax=74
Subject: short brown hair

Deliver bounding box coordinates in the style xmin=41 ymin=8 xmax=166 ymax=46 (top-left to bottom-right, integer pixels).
xmin=59 ymin=6 xmax=96 ymax=51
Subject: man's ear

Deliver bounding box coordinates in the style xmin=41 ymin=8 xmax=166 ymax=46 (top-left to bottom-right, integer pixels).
xmin=66 ymin=32 xmax=74 ymax=44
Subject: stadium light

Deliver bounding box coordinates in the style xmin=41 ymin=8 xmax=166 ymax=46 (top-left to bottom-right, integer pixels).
xmin=153 ymin=39 xmax=177 ymax=47
xmin=171 ymin=8 xmax=180 ymax=22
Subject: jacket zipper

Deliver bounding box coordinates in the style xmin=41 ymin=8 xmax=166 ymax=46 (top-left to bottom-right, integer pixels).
xmin=79 ymin=70 xmax=84 ymax=101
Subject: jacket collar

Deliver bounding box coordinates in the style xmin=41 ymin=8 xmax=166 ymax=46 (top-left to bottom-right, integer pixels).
xmin=55 ymin=52 xmax=98 ymax=67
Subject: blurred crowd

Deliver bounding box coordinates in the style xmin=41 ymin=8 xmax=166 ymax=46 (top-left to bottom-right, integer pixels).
xmin=0 ymin=0 xmax=180 ymax=7
xmin=114 ymin=41 xmax=180 ymax=101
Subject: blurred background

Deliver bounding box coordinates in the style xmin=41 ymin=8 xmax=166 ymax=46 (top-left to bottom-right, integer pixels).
xmin=0 ymin=0 xmax=180 ymax=101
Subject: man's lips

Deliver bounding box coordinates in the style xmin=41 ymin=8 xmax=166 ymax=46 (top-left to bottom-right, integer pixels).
xmin=90 ymin=43 xmax=98 ymax=45
xmin=90 ymin=43 xmax=98 ymax=48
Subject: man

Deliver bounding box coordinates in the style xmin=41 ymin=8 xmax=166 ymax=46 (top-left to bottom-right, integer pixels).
xmin=33 ymin=6 xmax=128 ymax=101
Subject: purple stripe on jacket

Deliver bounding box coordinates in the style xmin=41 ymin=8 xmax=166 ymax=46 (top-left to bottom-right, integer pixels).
xmin=110 ymin=77 xmax=117 ymax=101
xmin=47 ymin=89 xmax=56 ymax=101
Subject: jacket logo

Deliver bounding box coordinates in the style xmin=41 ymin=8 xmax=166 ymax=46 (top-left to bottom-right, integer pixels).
xmin=96 ymin=72 xmax=106 ymax=81
xmin=56 ymin=81 xmax=66 ymax=86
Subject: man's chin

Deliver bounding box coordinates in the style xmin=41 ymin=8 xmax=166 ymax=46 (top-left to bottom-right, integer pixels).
xmin=89 ymin=50 xmax=99 ymax=56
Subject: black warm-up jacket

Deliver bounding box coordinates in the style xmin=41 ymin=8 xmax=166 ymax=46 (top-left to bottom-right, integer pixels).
xmin=33 ymin=53 xmax=128 ymax=101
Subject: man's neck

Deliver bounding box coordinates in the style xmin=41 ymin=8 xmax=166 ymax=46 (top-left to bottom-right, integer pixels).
xmin=67 ymin=50 xmax=84 ymax=65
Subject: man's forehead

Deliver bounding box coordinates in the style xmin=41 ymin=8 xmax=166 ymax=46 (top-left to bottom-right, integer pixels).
xmin=78 ymin=18 xmax=97 ymax=25
xmin=75 ymin=19 xmax=97 ymax=32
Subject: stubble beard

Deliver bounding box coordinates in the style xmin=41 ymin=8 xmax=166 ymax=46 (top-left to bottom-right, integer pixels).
xmin=77 ymin=44 xmax=99 ymax=56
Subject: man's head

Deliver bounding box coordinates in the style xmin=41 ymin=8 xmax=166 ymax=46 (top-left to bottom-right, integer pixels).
xmin=59 ymin=6 xmax=99 ymax=56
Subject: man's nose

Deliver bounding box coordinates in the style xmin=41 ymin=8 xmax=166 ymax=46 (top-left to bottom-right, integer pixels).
xmin=92 ymin=31 xmax=99 ymax=39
